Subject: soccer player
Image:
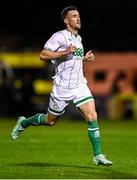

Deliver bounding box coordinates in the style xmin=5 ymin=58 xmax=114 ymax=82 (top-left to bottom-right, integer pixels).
xmin=11 ymin=6 xmax=112 ymax=166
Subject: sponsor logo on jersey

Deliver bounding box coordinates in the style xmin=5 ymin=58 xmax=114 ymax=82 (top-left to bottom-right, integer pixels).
xmin=74 ymin=48 xmax=84 ymax=57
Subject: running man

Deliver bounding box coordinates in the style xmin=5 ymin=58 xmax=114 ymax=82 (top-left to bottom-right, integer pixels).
xmin=11 ymin=6 xmax=112 ymax=166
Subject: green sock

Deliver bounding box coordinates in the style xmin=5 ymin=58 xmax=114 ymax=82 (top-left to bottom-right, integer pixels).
xmin=21 ymin=114 xmax=46 ymax=128
xmin=88 ymin=120 xmax=101 ymax=156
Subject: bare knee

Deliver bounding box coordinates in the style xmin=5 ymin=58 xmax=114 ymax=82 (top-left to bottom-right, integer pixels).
xmin=79 ymin=101 xmax=98 ymax=122
xmin=46 ymin=114 xmax=59 ymax=126
xmin=46 ymin=119 xmax=56 ymax=126
xmin=46 ymin=120 xmax=56 ymax=126
xmin=86 ymin=111 xmax=97 ymax=121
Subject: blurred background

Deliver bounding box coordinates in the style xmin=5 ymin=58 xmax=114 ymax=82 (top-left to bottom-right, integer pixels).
xmin=0 ymin=0 xmax=137 ymax=120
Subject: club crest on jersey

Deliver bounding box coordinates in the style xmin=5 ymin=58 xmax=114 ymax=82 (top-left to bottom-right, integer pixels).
xmin=53 ymin=103 xmax=59 ymax=110
xmin=74 ymin=48 xmax=84 ymax=57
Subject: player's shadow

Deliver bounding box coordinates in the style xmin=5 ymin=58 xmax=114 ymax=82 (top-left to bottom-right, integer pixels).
xmin=16 ymin=162 xmax=137 ymax=179
xmin=17 ymin=162 xmax=92 ymax=169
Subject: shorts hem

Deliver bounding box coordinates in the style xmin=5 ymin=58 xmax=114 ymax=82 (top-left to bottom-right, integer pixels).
xmin=75 ymin=98 xmax=94 ymax=107
xmin=48 ymin=107 xmax=65 ymax=116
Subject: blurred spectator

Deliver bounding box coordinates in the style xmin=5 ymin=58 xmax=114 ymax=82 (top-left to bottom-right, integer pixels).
xmin=19 ymin=72 xmax=34 ymax=115
xmin=112 ymin=71 xmax=136 ymax=119
xmin=112 ymin=71 xmax=135 ymax=95
xmin=0 ymin=59 xmax=16 ymax=116
xmin=92 ymin=70 xmax=117 ymax=118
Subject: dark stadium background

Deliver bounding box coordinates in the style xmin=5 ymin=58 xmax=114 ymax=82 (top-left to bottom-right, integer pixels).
xmin=0 ymin=0 xmax=137 ymax=51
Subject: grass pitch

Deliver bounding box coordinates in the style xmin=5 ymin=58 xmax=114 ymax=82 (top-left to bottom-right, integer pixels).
xmin=0 ymin=117 xmax=137 ymax=179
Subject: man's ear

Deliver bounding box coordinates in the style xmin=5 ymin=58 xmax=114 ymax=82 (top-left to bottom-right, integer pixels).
xmin=64 ymin=18 xmax=68 ymax=25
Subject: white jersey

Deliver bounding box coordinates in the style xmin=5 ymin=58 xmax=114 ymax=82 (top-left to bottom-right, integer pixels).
xmin=44 ymin=29 xmax=87 ymax=89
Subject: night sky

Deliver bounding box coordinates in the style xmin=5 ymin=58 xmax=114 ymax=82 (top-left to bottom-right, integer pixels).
xmin=0 ymin=0 xmax=137 ymax=52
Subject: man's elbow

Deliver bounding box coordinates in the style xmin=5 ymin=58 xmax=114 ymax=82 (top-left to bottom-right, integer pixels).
xmin=40 ymin=54 xmax=44 ymax=60
xmin=40 ymin=50 xmax=52 ymax=60
xmin=40 ymin=53 xmax=48 ymax=60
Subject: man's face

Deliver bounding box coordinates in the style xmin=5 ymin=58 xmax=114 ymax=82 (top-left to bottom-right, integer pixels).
xmin=64 ymin=10 xmax=81 ymax=30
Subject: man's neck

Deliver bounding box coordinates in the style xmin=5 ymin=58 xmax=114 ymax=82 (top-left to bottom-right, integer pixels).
xmin=66 ymin=27 xmax=78 ymax=36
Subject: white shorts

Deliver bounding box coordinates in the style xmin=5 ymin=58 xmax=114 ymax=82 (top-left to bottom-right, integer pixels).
xmin=48 ymin=84 xmax=94 ymax=116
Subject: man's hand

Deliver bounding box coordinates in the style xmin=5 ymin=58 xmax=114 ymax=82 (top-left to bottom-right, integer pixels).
xmin=84 ymin=50 xmax=95 ymax=62
xmin=64 ymin=44 xmax=76 ymax=55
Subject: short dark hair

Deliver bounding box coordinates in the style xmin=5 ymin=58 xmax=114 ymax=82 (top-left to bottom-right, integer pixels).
xmin=61 ymin=6 xmax=77 ymax=20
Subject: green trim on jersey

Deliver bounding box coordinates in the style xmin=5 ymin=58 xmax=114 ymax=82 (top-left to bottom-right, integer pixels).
xmin=74 ymin=96 xmax=94 ymax=107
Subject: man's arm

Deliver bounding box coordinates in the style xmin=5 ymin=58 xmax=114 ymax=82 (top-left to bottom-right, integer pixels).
xmin=40 ymin=44 xmax=76 ymax=60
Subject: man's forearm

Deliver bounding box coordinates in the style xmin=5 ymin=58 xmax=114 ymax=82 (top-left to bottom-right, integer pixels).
xmin=40 ymin=49 xmax=67 ymax=60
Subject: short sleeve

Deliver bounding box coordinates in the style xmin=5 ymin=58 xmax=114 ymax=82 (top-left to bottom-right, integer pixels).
xmin=43 ymin=32 xmax=65 ymax=51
